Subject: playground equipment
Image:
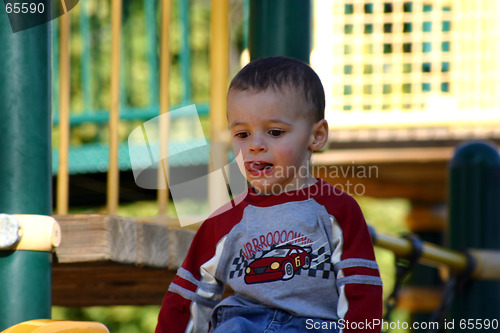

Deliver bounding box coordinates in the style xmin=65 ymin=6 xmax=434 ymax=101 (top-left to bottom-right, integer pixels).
xmin=0 ymin=8 xmax=52 ymax=330
xmin=1 ymin=0 xmax=500 ymax=331
xmin=249 ymin=0 xmax=310 ymax=63
xmin=370 ymin=228 xmax=500 ymax=282
xmin=0 ymin=215 xmax=60 ymax=331
xmin=448 ymin=141 xmax=500 ymax=320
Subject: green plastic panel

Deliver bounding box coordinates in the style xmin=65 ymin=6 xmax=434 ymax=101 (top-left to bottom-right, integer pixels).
xmin=0 ymin=251 xmax=52 ymax=331
xmin=0 ymin=7 xmax=52 ymax=330
xmin=448 ymin=141 xmax=500 ymax=320
xmin=249 ymin=0 xmax=311 ymax=63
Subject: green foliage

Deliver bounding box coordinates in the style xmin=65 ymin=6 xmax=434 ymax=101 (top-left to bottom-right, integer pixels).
xmin=52 ymin=306 xmax=160 ymax=333
xmin=356 ymin=196 xmax=410 ymax=235
xmin=355 ymin=197 xmax=411 ymax=315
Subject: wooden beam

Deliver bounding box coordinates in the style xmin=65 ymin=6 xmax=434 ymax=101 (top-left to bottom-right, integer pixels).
xmin=397 ymin=287 xmax=443 ymax=313
xmin=406 ymin=203 xmax=447 ymax=232
xmin=312 ymin=147 xmax=453 ymax=165
xmin=53 ymin=262 xmax=175 ymax=306
xmin=54 ymin=214 xmax=195 ymax=268
xmin=313 ymin=160 xmax=448 ymax=202
xmin=52 ymin=215 xmax=196 ymax=306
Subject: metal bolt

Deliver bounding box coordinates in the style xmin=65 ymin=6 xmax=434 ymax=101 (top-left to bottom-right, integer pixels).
xmin=0 ymin=214 xmax=21 ymax=249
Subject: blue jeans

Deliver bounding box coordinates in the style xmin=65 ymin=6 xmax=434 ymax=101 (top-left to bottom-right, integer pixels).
xmin=212 ymin=306 xmax=339 ymax=333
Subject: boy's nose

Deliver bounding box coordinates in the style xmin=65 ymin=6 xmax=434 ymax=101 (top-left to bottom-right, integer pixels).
xmin=249 ymin=135 xmax=267 ymax=152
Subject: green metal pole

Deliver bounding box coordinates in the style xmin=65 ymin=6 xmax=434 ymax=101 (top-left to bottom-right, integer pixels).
xmin=0 ymin=6 xmax=52 ymax=331
xmin=448 ymin=141 xmax=500 ymax=321
xmin=249 ymin=0 xmax=311 ymax=63
xmin=408 ymin=231 xmax=443 ymax=331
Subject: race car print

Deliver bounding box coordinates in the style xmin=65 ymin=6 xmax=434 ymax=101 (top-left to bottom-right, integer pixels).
xmin=244 ymin=244 xmax=312 ymax=284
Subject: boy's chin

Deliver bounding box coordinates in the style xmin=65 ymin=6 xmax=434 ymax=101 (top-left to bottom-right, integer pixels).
xmin=248 ymin=180 xmax=278 ymax=195
xmin=249 ymin=179 xmax=294 ymax=195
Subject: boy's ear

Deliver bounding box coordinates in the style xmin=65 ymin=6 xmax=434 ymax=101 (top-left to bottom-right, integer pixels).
xmin=309 ymin=119 xmax=329 ymax=151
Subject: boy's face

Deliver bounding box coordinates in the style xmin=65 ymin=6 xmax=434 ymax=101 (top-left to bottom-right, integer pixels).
xmin=227 ymin=88 xmax=324 ymax=195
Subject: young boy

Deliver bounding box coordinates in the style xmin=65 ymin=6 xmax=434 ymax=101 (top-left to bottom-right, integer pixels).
xmin=156 ymin=56 xmax=382 ymax=332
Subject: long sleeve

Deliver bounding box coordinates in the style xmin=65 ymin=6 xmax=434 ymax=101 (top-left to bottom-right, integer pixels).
xmin=155 ymin=222 xmax=225 ymax=333
xmin=328 ymin=196 xmax=383 ymax=333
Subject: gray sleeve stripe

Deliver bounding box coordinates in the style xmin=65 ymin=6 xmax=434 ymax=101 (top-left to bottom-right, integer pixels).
xmin=336 ymin=275 xmax=383 ymax=287
xmin=168 ymin=282 xmax=197 ymax=301
xmin=168 ymin=283 xmax=219 ymax=309
xmin=193 ymin=295 xmax=219 ymax=309
xmin=201 ymin=282 xmax=224 ymax=294
xmin=334 ymin=258 xmax=379 ymax=272
xmin=177 ymin=267 xmax=224 ymax=294
xmin=177 ymin=267 xmax=200 ymax=287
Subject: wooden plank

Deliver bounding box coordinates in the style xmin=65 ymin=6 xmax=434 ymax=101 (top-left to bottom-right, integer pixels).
xmin=312 ymin=160 xmax=448 ymax=202
xmin=52 ymin=262 xmax=175 ymax=306
xmin=54 ymin=214 xmax=195 ymax=268
xmin=406 ymin=203 xmax=447 ymax=232
xmin=397 ymin=287 xmax=443 ymax=313
xmin=52 ymin=262 xmax=236 ymax=306
xmin=52 ymin=215 xmax=196 ymax=306
xmin=312 ymin=147 xmax=453 ymax=165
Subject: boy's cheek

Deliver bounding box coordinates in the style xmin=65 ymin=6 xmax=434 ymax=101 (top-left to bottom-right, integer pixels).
xmin=232 ymin=145 xmax=245 ymax=159
xmin=233 ymin=150 xmax=247 ymax=177
xmin=230 ymin=139 xmax=242 ymax=150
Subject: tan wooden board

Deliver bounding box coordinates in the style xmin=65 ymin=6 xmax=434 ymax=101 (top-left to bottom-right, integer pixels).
xmin=52 ymin=215 xmax=196 ymax=306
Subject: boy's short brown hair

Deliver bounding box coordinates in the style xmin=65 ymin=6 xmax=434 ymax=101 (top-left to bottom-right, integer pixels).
xmin=228 ymin=56 xmax=325 ymax=123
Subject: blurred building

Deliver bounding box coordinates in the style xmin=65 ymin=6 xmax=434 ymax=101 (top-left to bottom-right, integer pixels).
xmin=312 ymin=0 xmax=500 ymax=146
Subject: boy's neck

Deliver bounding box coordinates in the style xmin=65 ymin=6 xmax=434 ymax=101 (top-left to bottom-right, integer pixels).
xmin=251 ymin=175 xmax=318 ymax=196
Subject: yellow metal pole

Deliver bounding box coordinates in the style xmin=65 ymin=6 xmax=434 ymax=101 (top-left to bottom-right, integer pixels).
xmin=469 ymin=249 xmax=500 ymax=280
xmin=107 ymin=0 xmax=122 ymax=214
xmin=157 ymin=0 xmax=171 ymax=218
xmin=209 ymin=0 xmax=230 ymax=212
xmin=371 ymin=228 xmax=500 ymax=280
xmin=373 ymin=231 xmax=467 ymax=270
xmin=209 ymin=0 xmax=229 ymax=144
xmin=56 ymin=13 xmax=71 ymax=215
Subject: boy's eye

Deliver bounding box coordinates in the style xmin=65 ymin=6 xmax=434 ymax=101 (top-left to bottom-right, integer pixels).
xmin=235 ymin=132 xmax=249 ymax=139
xmin=268 ymin=129 xmax=284 ymax=137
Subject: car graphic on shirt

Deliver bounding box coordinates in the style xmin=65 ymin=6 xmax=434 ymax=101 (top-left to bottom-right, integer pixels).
xmin=244 ymin=244 xmax=312 ymax=284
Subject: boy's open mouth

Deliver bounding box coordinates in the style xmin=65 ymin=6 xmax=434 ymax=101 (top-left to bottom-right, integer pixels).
xmin=245 ymin=161 xmax=273 ymax=175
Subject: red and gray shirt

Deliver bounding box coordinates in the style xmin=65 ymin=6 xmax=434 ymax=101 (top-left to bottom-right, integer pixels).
xmin=156 ymin=179 xmax=383 ymax=333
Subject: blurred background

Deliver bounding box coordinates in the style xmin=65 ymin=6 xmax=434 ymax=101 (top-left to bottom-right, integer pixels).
xmin=46 ymin=0 xmax=500 ymax=332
